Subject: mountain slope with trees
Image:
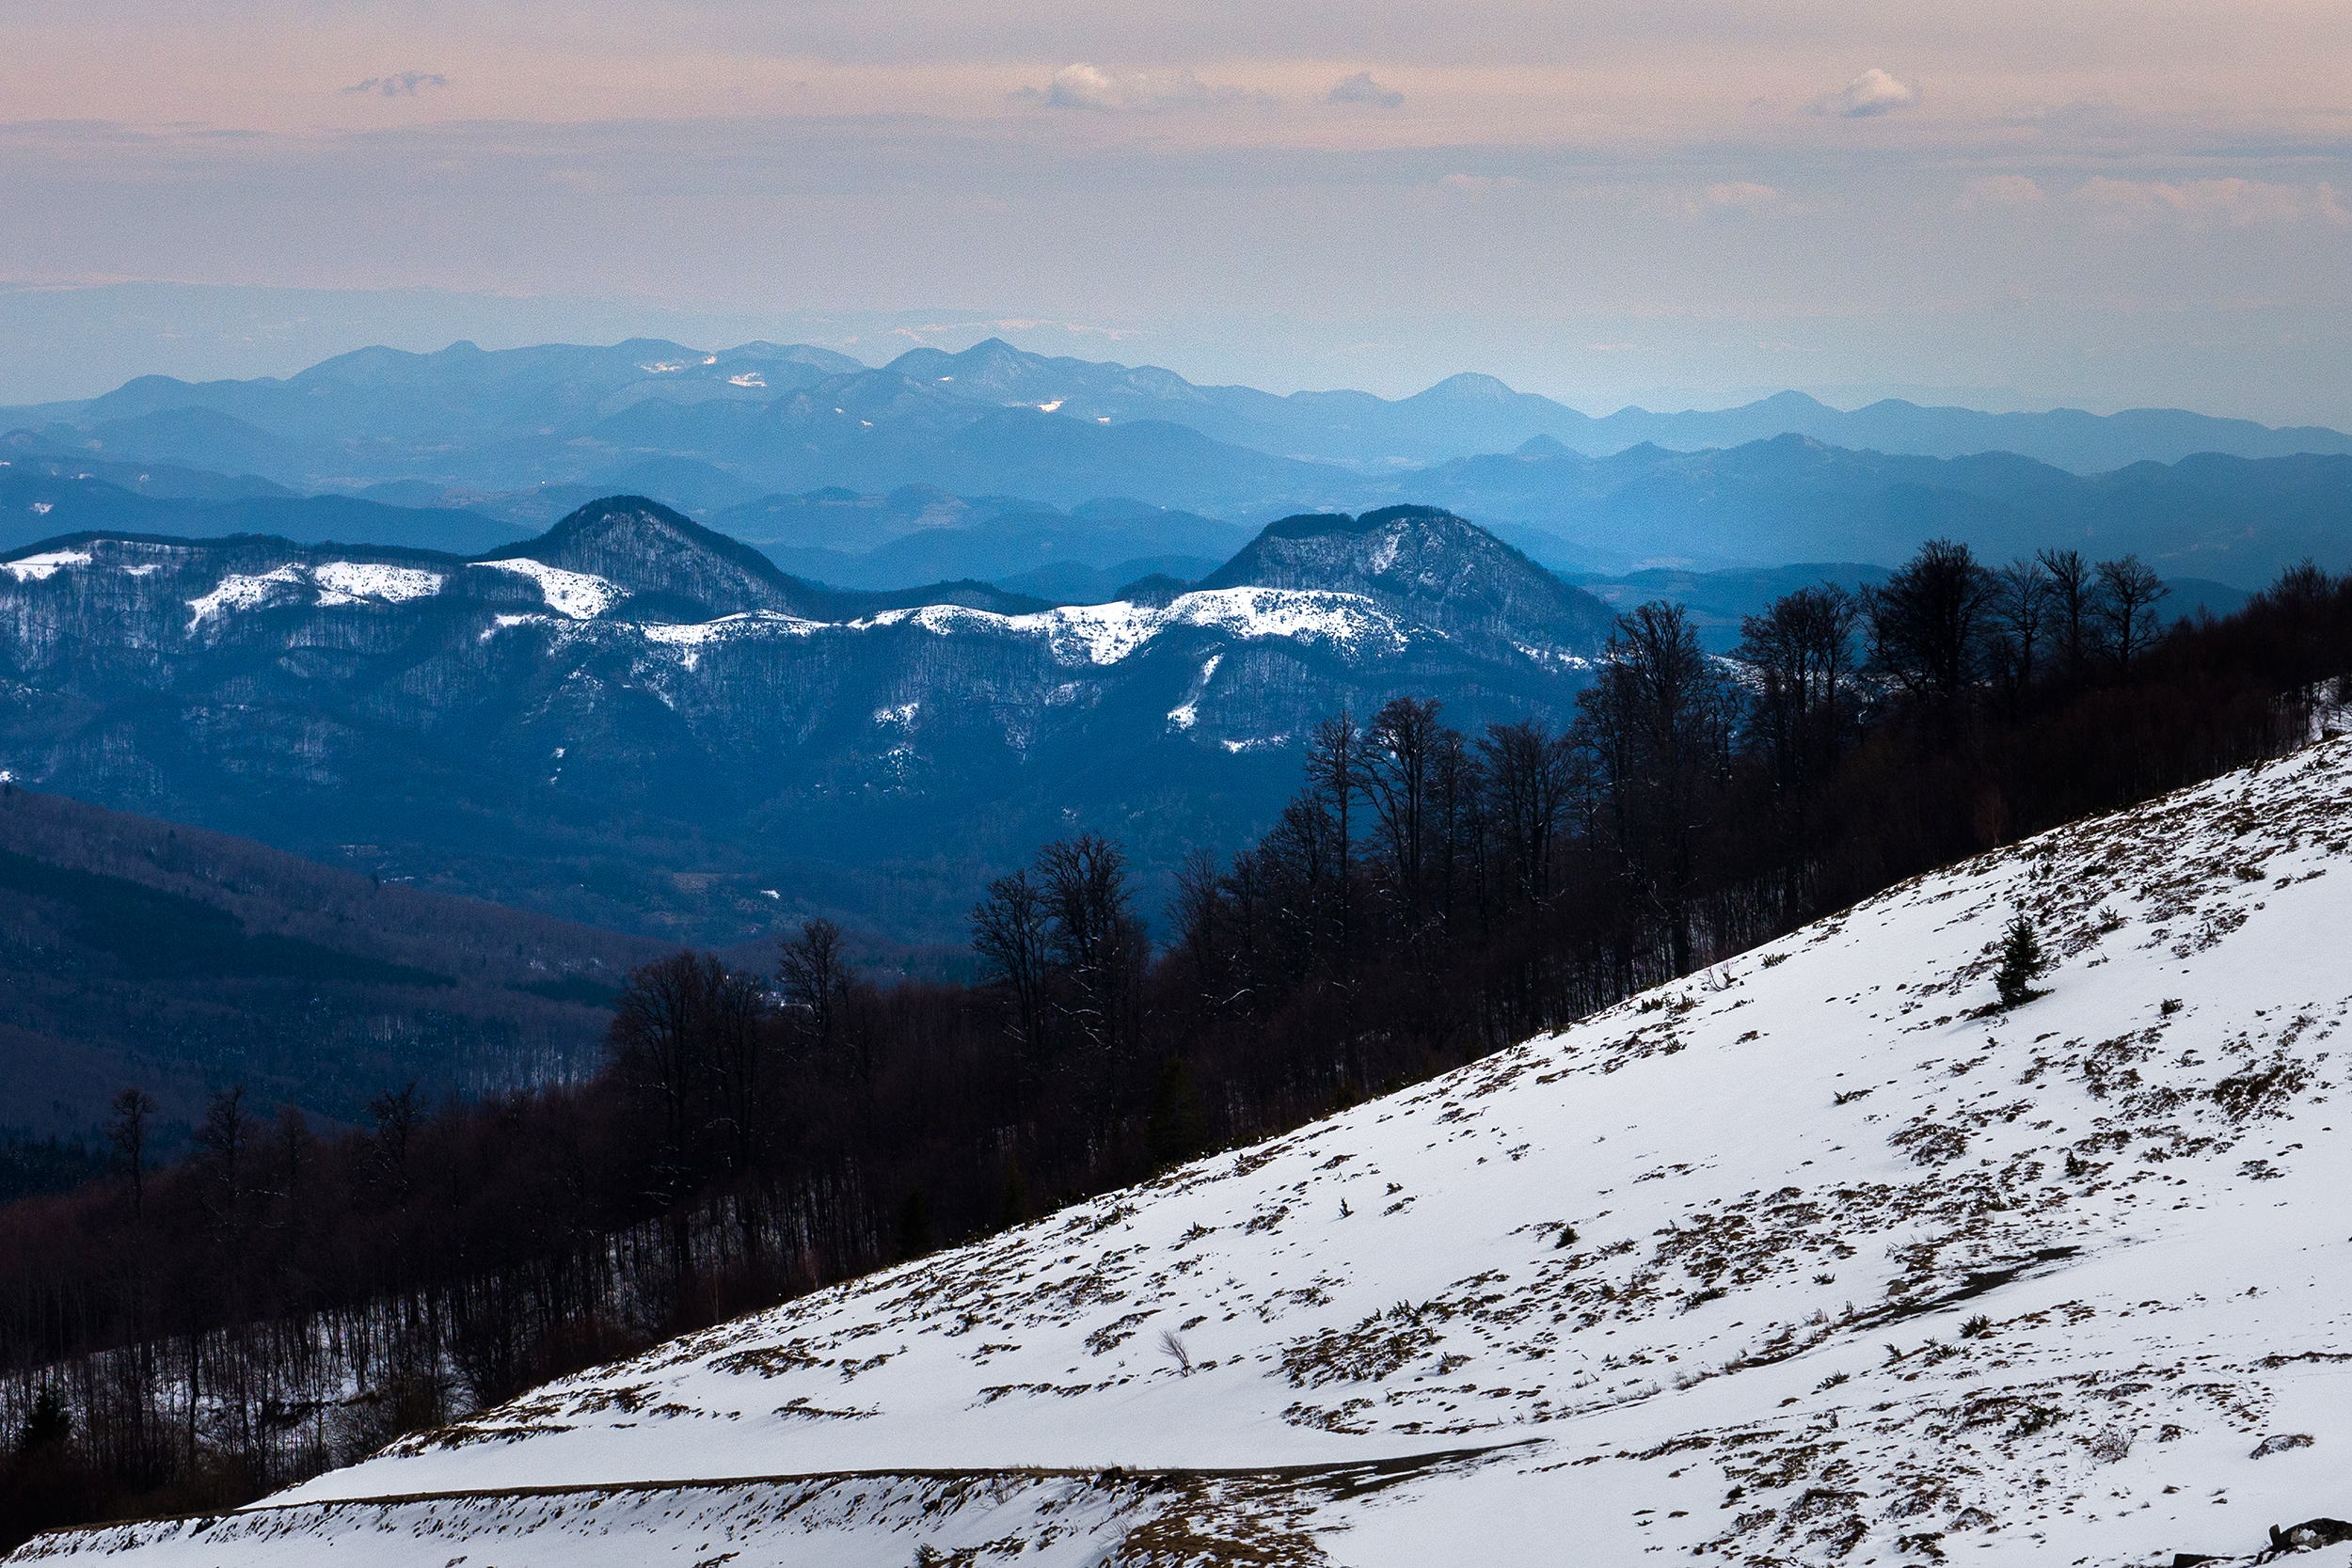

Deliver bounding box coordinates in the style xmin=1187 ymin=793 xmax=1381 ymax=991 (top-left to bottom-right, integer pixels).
xmin=16 ymin=604 xmax=2352 ymax=1568
xmin=0 ymin=784 xmax=666 ymax=1156
xmin=0 ymin=499 xmax=1606 ymax=942
xmin=0 ymin=545 xmax=2344 ymax=1555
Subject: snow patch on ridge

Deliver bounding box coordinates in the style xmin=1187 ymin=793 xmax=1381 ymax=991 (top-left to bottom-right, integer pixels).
xmin=2 ymin=550 xmax=89 ymax=582
xmin=185 ymin=560 xmax=446 ymax=627
xmin=1168 ymin=652 xmax=1223 ymax=730
xmin=185 ymin=563 xmax=305 ymax=627
xmin=470 ymin=559 xmax=622 ymax=620
xmin=311 ymin=562 xmax=443 ymax=605
xmin=854 ymin=590 xmax=1408 ymax=667
xmin=636 ymin=612 xmax=823 ymax=670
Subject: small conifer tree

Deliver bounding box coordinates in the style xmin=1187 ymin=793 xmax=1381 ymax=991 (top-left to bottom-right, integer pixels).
xmin=1994 ymin=912 xmax=2048 ymax=1007
xmin=16 ymin=1386 xmax=69 ymax=1455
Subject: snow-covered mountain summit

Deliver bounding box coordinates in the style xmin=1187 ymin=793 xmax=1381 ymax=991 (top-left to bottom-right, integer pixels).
xmin=0 ymin=499 xmax=1595 ymax=940
xmin=1200 ymin=503 xmax=1612 ymax=664
xmin=30 ymin=736 xmax=2352 ymax=1566
xmin=472 ymin=494 xmax=819 ymax=620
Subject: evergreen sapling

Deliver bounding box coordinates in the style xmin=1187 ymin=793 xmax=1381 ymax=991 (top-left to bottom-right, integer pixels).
xmin=1994 ymin=912 xmax=2048 ymax=1008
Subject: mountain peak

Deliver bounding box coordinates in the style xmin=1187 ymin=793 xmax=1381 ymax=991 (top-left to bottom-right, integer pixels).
xmin=1201 ymin=505 xmax=1613 ymax=657
xmin=1413 ymin=371 xmax=1520 ymax=404
xmin=482 ymin=496 xmax=814 ymax=619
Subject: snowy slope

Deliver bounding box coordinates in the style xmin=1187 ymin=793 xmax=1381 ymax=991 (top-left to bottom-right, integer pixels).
xmin=21 ymin=738 xmax=2352 ymax=1567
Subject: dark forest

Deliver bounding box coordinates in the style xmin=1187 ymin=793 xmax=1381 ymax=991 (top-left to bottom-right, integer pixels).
xmin=2 ymin=543 xmax=2348 ymax=1548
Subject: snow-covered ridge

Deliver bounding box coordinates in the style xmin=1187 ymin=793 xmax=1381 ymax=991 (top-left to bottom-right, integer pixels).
xmin=3 ymin=538 xmax=1526 ymax=672
xmin=43 ymin=737 xmax=2346 ymax=1567
xmin=310 ymin=562 xmax=443 ymax=606
xmin=644 ymin=588 xmax=1413 ymax=668
xmin=184 ymin=563 xmax=308 ymax=626
xmin=1 ymin=549 xmax=89 ymax=583
xmin=474 ymin=588 xmax=1421 ymax=671
xmin=184 ymin=561 xmax=447 ymax=627
xmin=467 ymin=558 xmax=620 ymax=620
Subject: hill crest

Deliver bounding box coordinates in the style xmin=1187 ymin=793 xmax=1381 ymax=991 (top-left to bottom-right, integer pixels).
xmin=74 ymin=732 xmax=2350 ymax=1568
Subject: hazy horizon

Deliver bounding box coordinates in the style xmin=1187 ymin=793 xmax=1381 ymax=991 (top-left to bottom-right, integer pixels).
xmin=4 ymin=2 xmax=2349 ymax=424
xmin=0 ymin=281 xmax=2341 ymax=432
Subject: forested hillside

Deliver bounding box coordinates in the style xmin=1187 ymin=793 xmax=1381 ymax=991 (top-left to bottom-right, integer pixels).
xmin=0 ymin=540 xmax=2344 ymax=1549
xmin=0 ymin=786 xmax=667 ymax=1162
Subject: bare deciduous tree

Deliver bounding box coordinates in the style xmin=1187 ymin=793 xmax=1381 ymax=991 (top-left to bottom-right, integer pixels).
xmin=2094 ymin=554 xmax=2169 ymax=672
xmin=972 ymin=870 xmax=1053 ymax=1059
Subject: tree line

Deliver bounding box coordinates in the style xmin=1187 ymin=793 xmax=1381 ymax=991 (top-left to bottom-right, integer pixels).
xmin=1 ymin=542 xmax=2347 ymax=1548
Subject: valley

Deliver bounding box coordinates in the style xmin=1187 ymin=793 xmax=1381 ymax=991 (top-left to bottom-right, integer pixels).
xmin=12 ymin=5 xmax=2352 ymax=1560
xmin=24 ymin=726 xmax=2352 ymax=1567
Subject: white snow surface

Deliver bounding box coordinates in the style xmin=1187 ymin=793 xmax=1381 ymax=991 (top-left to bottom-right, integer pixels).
xmin=1 ymin=550 xmax=90 ymax=582
xmin=310 ymin=562 xmax=443 ymax=605
xmin=468 ymin=558 xmax=623 ymax=619
xmin=833 ymin=589 xmax=1407 ymax=667
xmin=462 ymin=587 xmax=1435 ymax=672
xmin=580 ymin=590 xmax=1409 ymax=672
xmin=183 ymin=563 xmax=307 ymax=626
xmin=27 ymin=739 xmax=2352 ymax=1567
xmin=183 ymin=560 xmax=443 ymax=626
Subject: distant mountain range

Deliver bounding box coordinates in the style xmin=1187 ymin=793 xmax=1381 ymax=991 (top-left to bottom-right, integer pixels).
xmin=12 ymin=337 xmax=2349 ymax=486
xmin=8 ymin=337 xmax=2351 ymax=588
xmin=0 ymin=498 xmax=1605 ymax=943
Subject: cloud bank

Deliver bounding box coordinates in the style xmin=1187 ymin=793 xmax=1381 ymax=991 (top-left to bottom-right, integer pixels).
xmin=1327 ymin=71 xmax=1403 ymax=109
xmin=343 ymin=72 xmax=448 ymax=98
xmin=1013 ymin=63 xmax=1263 ymax=112
xmin=1811 ymin=68 xmax=1917 ymax=118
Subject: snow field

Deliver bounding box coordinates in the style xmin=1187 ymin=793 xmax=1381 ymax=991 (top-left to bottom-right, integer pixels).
xmin=466 ymin=559 xmax=619 ymax=620
xmin=20 ymin=737 xmax=2352 ymax=1567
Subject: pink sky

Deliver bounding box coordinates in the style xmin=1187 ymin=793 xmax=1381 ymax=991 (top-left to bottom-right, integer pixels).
xmin=3 ymin=1 xmax=2348 ymax=420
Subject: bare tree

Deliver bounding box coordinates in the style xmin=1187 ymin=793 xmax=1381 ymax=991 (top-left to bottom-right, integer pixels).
xmin=1167 ymin=847 xmax=1228 ymax=1012
xmin=703 ymin=966 xmax=774 ymax=1172
xmin=107 ymin=1086 xmax=155 ymax=1221
xmin=1989 ymin=559 xmax=2054 ymax=713
xmin=1478 ymin=720 xmax=1573 ymax=909
xmin=2093 ymin=554 xmax=2169 ymax=672
xmin=2037 ymin=546 xmax=2094 ymax=674
xmin=1866 ymin=539 xmax=1997 ymax=701
xmin=272 ymin=1105 xmax=314 ymax=1210
xmin=1735 ymin=582 xmax=1859 ymax=799
xmin=972 ymin=869 xmax=1053 ymax=1060
xmin=1575 ymin=602 xmax=1740 ymax=975
xmin=776 ymin=917 xmax=850 ymax=1057
xmin=364 ymin=1080 xmax=421 ymax=1197
xmin=1364 ymin=697 xmax=1448 ymax=926
xmin=1302 ymin=712 xmax=1364 ymax=974
xmin=194 ymin=1085 xmax=251 ymax=1228
xmin=1429 ymin=726 xmax=1485 ymax=933
xmin=1036 ymin=833 xmax=1144 ymax=1053
xmin=609 ymin=952 xmax=726 ymax=1194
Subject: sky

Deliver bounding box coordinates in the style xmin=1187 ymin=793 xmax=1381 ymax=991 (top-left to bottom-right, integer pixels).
xmin=3 ymin=0 xmax=2349 ymax=422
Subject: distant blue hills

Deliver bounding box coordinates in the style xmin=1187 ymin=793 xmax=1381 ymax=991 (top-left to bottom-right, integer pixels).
xmin=7 ymin=336 xmax=2352 ymax=587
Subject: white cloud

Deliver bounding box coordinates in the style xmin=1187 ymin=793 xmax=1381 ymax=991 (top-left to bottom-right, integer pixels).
xmin=1810 ymin=68 xmax=1918 ymax=119
xmin=1327 ymin=71 xmax=1403 ymax=109
xmin=2074 ymin=177 xmax=2350 ymax=230
xmin=1957 ymin=175 xmax=2046 ymax=208
xmin=1012 ymin=63 xmax=1263 ymax=113
xmin=343 ymin=71 xmax=448 ymax=98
